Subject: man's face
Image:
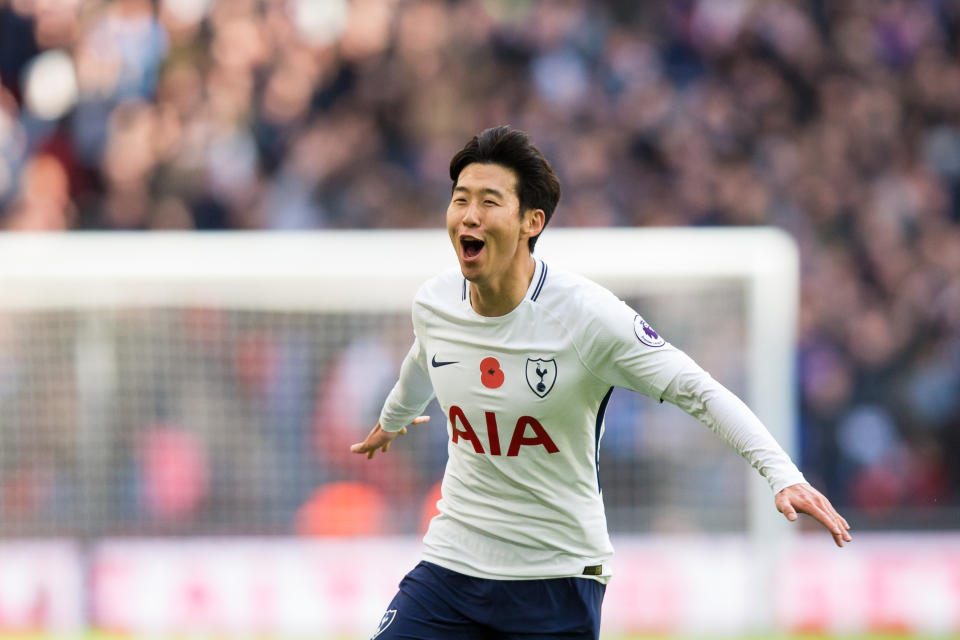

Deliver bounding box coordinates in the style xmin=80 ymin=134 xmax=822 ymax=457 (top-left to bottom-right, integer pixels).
xmin=447 ymin=162 xmax=533 ymax=285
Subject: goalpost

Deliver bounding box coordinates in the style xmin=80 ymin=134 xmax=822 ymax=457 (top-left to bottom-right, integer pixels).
xmin=0 ymin=228 xmax=798 ymax=634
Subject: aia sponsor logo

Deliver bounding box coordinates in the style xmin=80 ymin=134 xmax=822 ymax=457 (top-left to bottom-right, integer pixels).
xmin=449 ymin=405 xmax=558 ymax=456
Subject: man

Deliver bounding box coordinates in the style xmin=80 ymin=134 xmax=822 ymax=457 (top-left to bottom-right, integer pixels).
xmin=351 ymin=126 xmax=851 ymax=639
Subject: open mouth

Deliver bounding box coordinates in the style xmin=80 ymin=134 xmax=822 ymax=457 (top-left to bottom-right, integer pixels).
xmin=461 ymin=237 xmax=485 ymax=259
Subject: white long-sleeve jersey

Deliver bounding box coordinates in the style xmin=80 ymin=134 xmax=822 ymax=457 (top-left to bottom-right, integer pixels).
xmin=379 ymin=259 xmax=805 ymax=582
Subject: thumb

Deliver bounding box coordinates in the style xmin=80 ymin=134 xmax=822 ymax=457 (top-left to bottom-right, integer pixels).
xmin=778 ymin=499 xmax=798 ymax=521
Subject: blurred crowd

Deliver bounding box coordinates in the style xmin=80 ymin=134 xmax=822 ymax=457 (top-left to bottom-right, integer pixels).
xmin=0 ymin=0 xmax=959 ymax=529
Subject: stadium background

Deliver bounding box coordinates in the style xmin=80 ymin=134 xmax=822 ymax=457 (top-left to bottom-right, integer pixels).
xmin=0 ymin=0 xmax=959 ymax=638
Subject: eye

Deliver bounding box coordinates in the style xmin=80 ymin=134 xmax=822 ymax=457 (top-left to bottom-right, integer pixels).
xmin=484 ymin=200 xmax=498 ymax=206
xmin=453 ymin=197 xmax=467 ymax=204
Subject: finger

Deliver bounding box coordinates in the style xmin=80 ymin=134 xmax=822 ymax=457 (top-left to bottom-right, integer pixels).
xmin=381 ymin=428 xmax=404 ymax=453
xmin=776 ymin=496 xmax=799 ymax=522
xmin=809 ymin=505 xmax=847 ymax=543
xmin=818 ymin=501 xmax=851 ymax=541
xmin=836 ymin=513 xmax=852 ymax=541
xmin=350 ymin=443 xmax=368 ymax=454
xmin=823 ymin=510 xmax=846 ymax=547
xmin=823 ymin=503 xmax=850 ymax=533
xmin=810 ymin=505 xmax=840 ymax=532
xmin=411 ymin=416 xmax=431 ymax=425
xmin=833 ymin=526 xmax=847 ymax=547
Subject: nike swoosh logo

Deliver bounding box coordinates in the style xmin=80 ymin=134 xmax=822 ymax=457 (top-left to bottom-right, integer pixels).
xmin=431 ymin=355 xmax=458 ymax=367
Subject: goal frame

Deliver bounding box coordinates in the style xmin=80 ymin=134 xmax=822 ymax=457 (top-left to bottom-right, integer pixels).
xmin=0 ymin=228 xmax=798 ymax=631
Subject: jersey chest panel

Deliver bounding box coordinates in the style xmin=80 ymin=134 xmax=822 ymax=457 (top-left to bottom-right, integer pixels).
xmin=421 ymin=305 xmax=606 ymax=461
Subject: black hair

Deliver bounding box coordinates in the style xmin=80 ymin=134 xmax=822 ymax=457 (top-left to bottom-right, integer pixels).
xmin=449 ymin=126 xmax=561 ymax=251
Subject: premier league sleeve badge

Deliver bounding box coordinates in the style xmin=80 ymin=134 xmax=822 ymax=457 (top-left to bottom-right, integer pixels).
xmin=633 ymin=315 xmax=665 ymax=347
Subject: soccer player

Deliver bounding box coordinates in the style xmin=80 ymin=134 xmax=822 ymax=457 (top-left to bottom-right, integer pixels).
xmin=351 ymin=126 xmax=851 ymax=639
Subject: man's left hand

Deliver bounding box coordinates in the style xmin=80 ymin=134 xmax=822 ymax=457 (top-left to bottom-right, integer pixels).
xmin=775 ymin=483 xmax=852 ymax=547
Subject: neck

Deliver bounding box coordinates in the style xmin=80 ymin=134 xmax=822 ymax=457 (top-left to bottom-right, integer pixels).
xmin=469 ymin=255 xmax=536 ymax=317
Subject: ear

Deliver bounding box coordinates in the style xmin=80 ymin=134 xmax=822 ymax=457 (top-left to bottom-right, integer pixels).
xmin=521 ymin=208 xmax=545 ymax=241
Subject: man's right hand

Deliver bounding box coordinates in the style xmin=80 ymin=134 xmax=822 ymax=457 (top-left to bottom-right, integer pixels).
xmin=350 ymin=416 xmax=431 ymax=459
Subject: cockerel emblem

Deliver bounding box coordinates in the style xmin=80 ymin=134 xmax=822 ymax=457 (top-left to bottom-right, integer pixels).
xmin=525 ymin=358 xmax=557 ymax=398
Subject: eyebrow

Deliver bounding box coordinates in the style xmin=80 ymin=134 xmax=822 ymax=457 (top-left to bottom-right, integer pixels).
xmin=452 ymin=186 xmax=506 ymax=200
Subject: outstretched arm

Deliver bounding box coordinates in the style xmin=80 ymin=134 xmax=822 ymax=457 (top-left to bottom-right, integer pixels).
xmin=563 ymin=288 xmax=850 ymax=545
xmin=662 ymin=363 xmax=852 ymax=546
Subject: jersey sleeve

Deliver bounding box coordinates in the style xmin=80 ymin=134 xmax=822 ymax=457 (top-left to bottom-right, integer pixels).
xmin=378 ymin=335 xmax=435 ymax=432
xmin=574 ymin=286 xmax=690 ymax=401
xmin=575 ymin=284 xmax=805 ymax=494
xmin=661 ymin=363 xmax=807 ymax=493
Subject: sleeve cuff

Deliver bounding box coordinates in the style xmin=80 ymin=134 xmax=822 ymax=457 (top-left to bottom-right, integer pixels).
xmin=769 ymin=474 xmax=808 ymax=495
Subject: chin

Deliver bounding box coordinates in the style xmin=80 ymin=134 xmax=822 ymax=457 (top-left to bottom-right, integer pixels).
xmin=458 ymin=261 xmax=486 ymax=284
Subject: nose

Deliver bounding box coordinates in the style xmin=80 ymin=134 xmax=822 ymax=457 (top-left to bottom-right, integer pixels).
xmin=462 ymin=201 xmax=480 ymax=226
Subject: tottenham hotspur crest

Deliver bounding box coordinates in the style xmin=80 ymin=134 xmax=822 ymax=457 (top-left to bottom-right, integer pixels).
xmin=526 ymin=358 xmax=557 ymax=398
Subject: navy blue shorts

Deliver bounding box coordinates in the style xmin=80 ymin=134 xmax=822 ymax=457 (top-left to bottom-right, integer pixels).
xmin=370 ymin=561 xmax=605 ymax=639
